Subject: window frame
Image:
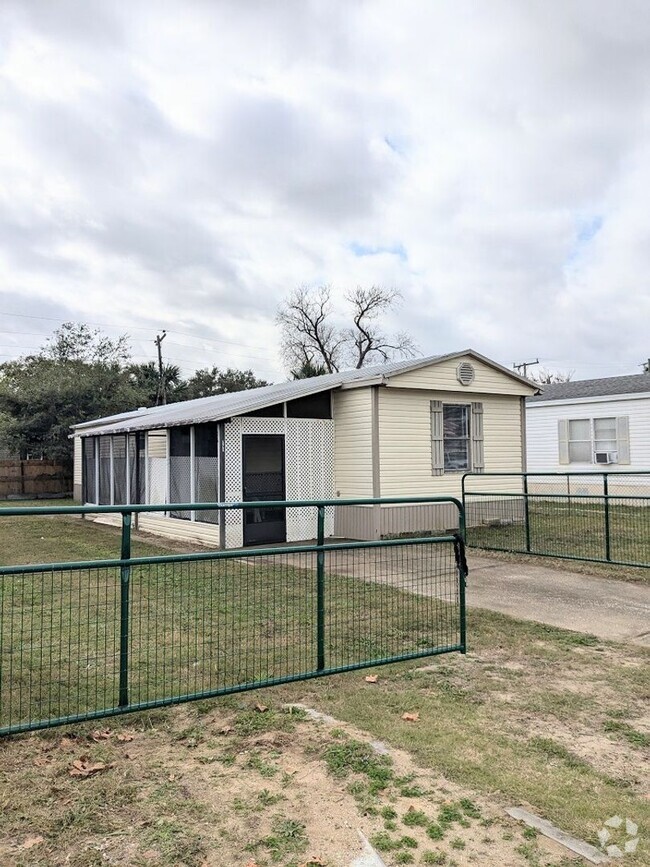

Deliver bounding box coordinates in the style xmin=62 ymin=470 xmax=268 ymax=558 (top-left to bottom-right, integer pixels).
xmin=566 ymin=416 xmax=619 ymax=465
xmin=442 ymin=403 xmax=472 ymax=473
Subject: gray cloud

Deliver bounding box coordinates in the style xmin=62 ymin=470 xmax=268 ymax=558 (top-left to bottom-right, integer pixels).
xmin=1 ymin=0 xmax=649 ymax=381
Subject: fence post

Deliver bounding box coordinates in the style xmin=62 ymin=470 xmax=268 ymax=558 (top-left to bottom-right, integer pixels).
xmin=316 ymin=505 xmax=325 ymax=671
xmin=603 ymin=473 xmax=611 ymax=562
xmin=523 ymin=474 xmax=531 ymax=553
xmin=119 ymin=511 xmax=132 ymax=708
xmin=454 ymin=534 xmax=468 ymax=654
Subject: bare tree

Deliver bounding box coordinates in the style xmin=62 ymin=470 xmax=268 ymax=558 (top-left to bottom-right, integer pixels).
xmin=277 ymin=285 xmax=418 ymax=373
xmin=530 ymin=367 xmax=575 ymax=384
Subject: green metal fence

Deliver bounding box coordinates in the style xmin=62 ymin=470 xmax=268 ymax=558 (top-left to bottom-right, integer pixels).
xmin=462 ymin=471 xmax=650 ymax=568
xmin=0 ymin=496 xmax=467 ymax=736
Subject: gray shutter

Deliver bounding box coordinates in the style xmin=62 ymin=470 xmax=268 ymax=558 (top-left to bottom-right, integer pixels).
xmin=470 ymin=402 xmax=484 ymax=472
xmin=558 ymin=419 xmax=570 ymax=465
xmin=616 ymin=416 xmax=630 ymax=464
xmin=430 ymin=400 xmax=444 ymax=475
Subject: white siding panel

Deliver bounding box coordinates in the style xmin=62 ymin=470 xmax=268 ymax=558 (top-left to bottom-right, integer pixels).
xmin=332 ymin=388 xmax=373 ymax=497
xmin=379 ymin=388 xmax=525 ymax=498
xmin=526 ymin=395 xmax=650 ymax=478
xmin=388 ymin=355 xmax=535 ymax=396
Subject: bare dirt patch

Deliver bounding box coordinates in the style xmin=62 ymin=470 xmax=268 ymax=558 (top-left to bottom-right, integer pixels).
xmin=0 ymin=700 xmax=589 ymax=867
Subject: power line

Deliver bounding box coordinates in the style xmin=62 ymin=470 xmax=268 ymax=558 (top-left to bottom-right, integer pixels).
xmin=513 ymin=358 xmax=539 ymax=378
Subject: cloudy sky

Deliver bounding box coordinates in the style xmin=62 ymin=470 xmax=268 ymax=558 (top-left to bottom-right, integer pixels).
xmin=1 ymin=0 xmax=649 ymax=382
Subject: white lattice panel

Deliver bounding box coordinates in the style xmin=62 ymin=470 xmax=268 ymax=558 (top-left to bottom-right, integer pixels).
xmin=223 ymin=419 xmax=244 ymax=548
xmin=147 ymin=457 xmax=167 ymax=506
xmin=222 ymin=417 xmax=335 ymax=547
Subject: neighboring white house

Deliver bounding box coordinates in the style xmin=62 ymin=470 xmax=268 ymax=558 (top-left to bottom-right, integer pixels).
xmin=72 ymin=350 xmax=538 ymax=547
xmin=525 ymin=372 xmax=650 ymax=491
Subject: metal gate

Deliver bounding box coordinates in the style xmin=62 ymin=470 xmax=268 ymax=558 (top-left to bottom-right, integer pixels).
xmin=462 ymin=471 xmax=650 ymax=568
xmin=0 ymin=496 xmax=467 ymax=736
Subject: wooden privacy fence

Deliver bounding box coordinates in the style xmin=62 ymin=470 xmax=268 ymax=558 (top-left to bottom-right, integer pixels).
xmin=0 ymin=460 xmax=72 ymax=499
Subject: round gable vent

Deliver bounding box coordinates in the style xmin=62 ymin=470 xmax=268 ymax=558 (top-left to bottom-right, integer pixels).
xmin=456 ymin=361 xmax=475 ymax=386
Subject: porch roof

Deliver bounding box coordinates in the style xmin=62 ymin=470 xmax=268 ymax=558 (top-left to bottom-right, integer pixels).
xmin=73 ymin=349 xmax=536 ymax=436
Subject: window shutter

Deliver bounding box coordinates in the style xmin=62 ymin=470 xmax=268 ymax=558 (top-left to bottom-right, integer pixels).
xmin=471 ymin=402 xmax=484 ymax=472
xmin=558 ymin=419 xmax=569 ymax=465
xmin=430 ymin=400 xmax=444 ymax=476
xmin=616 ymin=416 xmax=630 ymax=464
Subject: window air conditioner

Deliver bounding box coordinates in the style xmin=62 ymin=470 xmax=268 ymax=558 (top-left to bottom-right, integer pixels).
xmin=594 ymin=451 xmax=618 ymax=464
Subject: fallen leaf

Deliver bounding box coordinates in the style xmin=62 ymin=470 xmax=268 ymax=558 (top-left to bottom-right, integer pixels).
xmin=254 ymin=703 xmax=268 ymax=713
xmin=116 ymin=733 xmax=134 ymax=742
xmin=90 ymin=729 xmax=111 ymax=742
xmin=401 ymin=712 xmax=420 ymax=722
xmin=59 ymin=737 xmax=76 ymax=749
xmin=21 ymin=836 xmax=44 ymax=850
xmin=69 ymin=757 xmax=114 ymax=778
xmin=364 ymin=675 xmax=378 ymax=683
xmin=168 ymin=773 xmax=176 ymax=782
xmin=33 ymin=756 xmax=51 ymax=767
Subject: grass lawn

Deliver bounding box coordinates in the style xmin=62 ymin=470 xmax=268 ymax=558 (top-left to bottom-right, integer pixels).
xmin=467 ymin=500 xmax=650 ymax=572
xmin=0 ymin=503 xmax=648 ymax=865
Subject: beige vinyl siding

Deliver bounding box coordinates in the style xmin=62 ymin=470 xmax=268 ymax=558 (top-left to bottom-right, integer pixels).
xmin=388 ymin=354 xmax=535 ymax=396
xmin=332 ymin=388 xmax=373 ymax=497
xmin=73 ymin=436 xmax=82 ymax=485
xmin=379 ymin=387 xmax=525 ymax=497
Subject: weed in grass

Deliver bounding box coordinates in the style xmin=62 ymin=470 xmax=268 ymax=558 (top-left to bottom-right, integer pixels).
xmin=322 ymin=737 xmax=393 ymax=792
xmin=458 ymin=797 xmax=481 ymax=819
xmin=528 ymin=737 xmax=590 ymax=770
xmin=252 ymin=816 xmax=309 ymax=861
xmin=247 ymin=754 xmax=278 ymax=778
xmin=603 ymin=719 xmax=650 ymax=748
xmin=370 ymin=832 xmax=401 ymax=852
xmin=402 ymin=807 xmax=429 ymax=827
xmin=438 ymin=804 xmax=463 ymax=827
xmin=172 ymin=726 xmax=205 ymax=748
xmin=235 ymin=709 xmax=295 ymax=736
xmin=516 ymin=842 xmax=543 ymax=865
xmin=394 ymin=853 xmax=415 ymax=864
xmin=258 ymin=789 xmax=284 ymax=807
xmin=426 ymin=823 xmax=445 ymax=841
xmin=385 ymin=819 xmax=398 ymax=831
xmin=381 ymin=806 xmax=398 ymax=820
xmin=146 ymin=818 xmax=207 ymax=866
xmin=522 ymin=826 xmax=537 ymax=840
xmin=399 ymin=783 xmax=427 ymax=797
xmin=422 ymin=853 xmax=446 ymax=865
xmin=450 ymin=838 xmax=465 ymax=850
xmin=400 ymin=835 xmax=418 ymax=848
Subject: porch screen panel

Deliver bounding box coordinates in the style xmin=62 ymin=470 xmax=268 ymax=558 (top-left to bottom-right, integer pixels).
xmin=82 ymin=437 xmax=97 ymax=503
xmin=194 ymin=423 xmax=219 ymax=524
xmin=98 ymin=438 xmax=111 ymax=504
xmin=112 ymin=435 xmax=127 ymax=504
xmin=169 ymin=426 xmax=191 ymax=519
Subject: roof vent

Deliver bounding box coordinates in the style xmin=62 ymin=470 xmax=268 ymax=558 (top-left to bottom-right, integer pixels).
xmin=456 ymin=362 xmax=475 ymax=386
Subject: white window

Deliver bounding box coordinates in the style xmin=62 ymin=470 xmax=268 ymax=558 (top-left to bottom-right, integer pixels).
xmin=443 ymin=404 xmax=471 ymax=471
xmin=566 ymin=417 xmax=618 ymax=464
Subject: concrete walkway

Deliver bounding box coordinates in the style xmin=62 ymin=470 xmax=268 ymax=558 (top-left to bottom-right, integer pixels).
xmin=468 ymin=554 xmax=650 ymax=647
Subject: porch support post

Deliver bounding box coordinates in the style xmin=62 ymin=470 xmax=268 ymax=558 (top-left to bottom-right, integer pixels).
xmin=190 ymin=425 xmax=196 ymax=522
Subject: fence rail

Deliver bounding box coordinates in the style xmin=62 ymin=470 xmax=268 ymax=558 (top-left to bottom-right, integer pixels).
xmin=0 ymin=496 xmax=467 ymax=736
xmin=462 ymin=471 xmax=650 ymax=568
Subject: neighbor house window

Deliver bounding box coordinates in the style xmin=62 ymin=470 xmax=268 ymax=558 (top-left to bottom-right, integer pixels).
xmin=565 ymin=417 xmax=620 ymax=464
xmin=443 ymin=404 xmax=471 ymax=471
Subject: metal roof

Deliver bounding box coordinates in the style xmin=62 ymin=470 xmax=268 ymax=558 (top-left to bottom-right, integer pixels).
xmin=74 ymin=350 xmax=537 ymax=436
xmin=528 ymin=372 xmax=650 ymax=403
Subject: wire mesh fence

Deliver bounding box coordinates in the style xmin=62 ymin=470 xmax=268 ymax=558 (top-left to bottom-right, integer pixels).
xmin=0 ymin=497 xmax=467 ymax=736
xmin=462 ymin=472 xmax=650 ymax=567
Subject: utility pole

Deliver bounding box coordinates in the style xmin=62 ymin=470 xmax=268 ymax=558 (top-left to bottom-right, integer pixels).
xmin=642 ymin=359 xmax=650 ymax=373
xmin=513 ymin=358 xmax=539 ymax=378
xmin=154 ymin=330 xmax=167 ymax=405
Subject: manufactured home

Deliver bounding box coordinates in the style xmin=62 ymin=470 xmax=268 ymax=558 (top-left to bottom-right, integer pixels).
xmin=73 ymin=350 xmax=538 ymax=547
xmin=526 ymin=371 xmax=650 ymax=492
